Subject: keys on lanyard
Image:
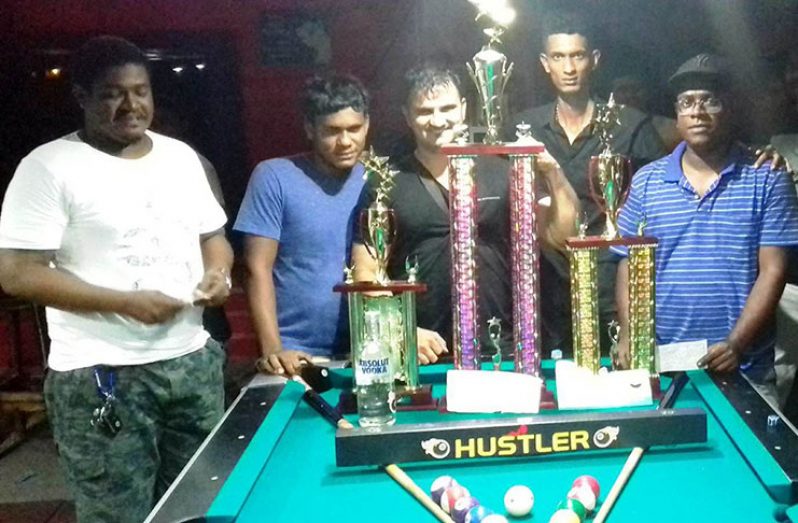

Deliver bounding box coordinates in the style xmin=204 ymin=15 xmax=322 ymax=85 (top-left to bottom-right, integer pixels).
xmin=91 ymin=367 xmax=122 ymax=438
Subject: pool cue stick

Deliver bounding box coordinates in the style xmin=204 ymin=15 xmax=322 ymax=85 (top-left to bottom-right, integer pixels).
xmin=593 ymin=372 xmax=689 ymax=523
xmin=291 ymin=375 xmax=455 ymax=523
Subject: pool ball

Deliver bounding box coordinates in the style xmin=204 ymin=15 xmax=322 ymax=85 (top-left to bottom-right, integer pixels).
xmin=465 ymin=505 xmax=494 ymax=523
xmin=441 ymin=485 xmax=471 ymax=514
xmin=431 ymin=475 xmax=459 ymax=504
xmin=572 ymin=475 xmax=600 ymax=499
xmin=452 ymin=496 xmax=481 ymax=523
xmin=482 ymin=515 xmax=509 ymax=523
xmin=548 ymin=509 xmax=581 ymax=523
xmin=558 ymin=498 xmax=586 ymax=521
xmin=567 ymin=485 xmax=596 ymax=513
xmin=503 ymin=485 xmax=534 ymax=517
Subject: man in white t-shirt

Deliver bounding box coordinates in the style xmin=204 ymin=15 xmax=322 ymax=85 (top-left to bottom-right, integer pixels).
xmin=0 ymin=36 xmax=233 ymax=522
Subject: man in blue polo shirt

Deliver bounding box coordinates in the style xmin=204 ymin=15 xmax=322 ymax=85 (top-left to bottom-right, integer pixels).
xmin=612 ymin=54 xmax=798 ymax=398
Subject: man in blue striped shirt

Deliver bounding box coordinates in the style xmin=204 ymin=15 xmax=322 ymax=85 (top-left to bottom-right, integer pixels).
xmin=612 ymin=54 xmax=798 ymax=394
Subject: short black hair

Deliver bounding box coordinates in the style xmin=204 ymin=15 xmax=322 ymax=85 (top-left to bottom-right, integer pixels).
xmin=301 ymin=73 xmax=369 ymax=124
xmin=540 ymin=9 xmax=595 ymax=49
xmin=403 ymin=65 xmax=462 ymax=108
xmin=71 ymin=35 xmax=149 ymax=91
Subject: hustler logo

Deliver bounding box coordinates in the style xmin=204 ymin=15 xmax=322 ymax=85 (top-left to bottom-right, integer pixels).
xmin=419 ymin=425 xmax=621 ymax=460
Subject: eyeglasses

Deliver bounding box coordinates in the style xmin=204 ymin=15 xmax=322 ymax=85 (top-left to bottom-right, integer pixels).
xmin=675 ymin=95 xmax=723 ymax=115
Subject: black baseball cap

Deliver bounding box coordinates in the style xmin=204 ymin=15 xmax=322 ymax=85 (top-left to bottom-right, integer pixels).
xmin=668 ymin=53 xmax=731 ymax=95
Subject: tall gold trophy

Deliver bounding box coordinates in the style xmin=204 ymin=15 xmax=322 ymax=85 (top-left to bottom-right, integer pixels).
xmin=565 ymin=96 xmax=657 ymax=375
xmin=334 ymin=151 xmax=431 ymax=424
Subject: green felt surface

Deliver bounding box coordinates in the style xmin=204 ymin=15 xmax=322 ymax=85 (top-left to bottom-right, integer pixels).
xmin=212 ymin=367 xmax=793 ymax=522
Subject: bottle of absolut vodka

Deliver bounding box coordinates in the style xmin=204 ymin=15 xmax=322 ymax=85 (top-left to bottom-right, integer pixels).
xmin=354 ymin=310 xmax=396 ymax=427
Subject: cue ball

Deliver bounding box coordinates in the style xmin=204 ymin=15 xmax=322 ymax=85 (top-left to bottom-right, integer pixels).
xmin=548 ymin=509 xmax=581 ymax=523
xmin=567 ymin=485 xmax=597 ymax=512
xmin=503 ymin=485 xmax=534 ymax=517
xmin=441 ymin=485 xmax=471 ymax=514
xmin=430 ymin=475 xmax=459 ymax=504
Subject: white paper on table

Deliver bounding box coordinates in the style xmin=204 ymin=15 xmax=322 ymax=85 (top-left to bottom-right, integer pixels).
xmin=555 ymin=360 xmax=652 ymax=410
xmin=655 ymin=340 xmax=708 ymax=373
xmin=446 ymin=369 xmax=542 ymax=414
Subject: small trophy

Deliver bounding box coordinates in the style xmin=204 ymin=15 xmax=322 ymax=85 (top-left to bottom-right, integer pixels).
xmin=334 ymin=151 xmax=432 ymax=419
xmin=566 ymin=100 xmax=658 ymax=375
xmin=588 ymin=94 xmax=631 ymax=239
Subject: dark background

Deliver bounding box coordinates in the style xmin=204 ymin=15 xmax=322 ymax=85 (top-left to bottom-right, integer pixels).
xmin=2 ymin=0 xmax=797 ymax=215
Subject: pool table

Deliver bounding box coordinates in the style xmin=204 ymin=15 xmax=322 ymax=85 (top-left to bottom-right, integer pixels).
xmin=146 ymin=363 xmax=798 ymax=523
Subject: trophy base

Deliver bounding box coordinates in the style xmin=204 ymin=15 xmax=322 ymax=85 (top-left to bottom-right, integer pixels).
xmin=336 ymin=383 xmax=437 ymax=415
xmin=396 ymin=384 xmax=437 ymax=410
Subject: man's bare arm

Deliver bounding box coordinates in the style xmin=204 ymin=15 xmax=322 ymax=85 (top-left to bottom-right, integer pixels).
xmin=536 ymin=152 xmax=580 ymax=251
xmin=699 ymin=246 xmax=787 ymax=372
xmin=0 ymin=248 xmax=184 ymax=324
xmin=243 ymin=235 xmax=310 ymax=375
xmin=194 ymin=230 xmax=234 ymax=307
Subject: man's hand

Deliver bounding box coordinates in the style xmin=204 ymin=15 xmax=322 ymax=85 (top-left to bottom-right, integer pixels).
xmin=417 ymin=328 xmax=448 ymax=365
xmin=535 ymin=150 xmax=564 ymax=183
xmin=614 ymin=336 xmax=631 ymax=370
xmin=697 ymin=340 xmax=740 ymax=373
xmin=257 ymin=350 xmax=313 ymax=376
xmin=193 ymin=268 xmax=231 ymax=307
xmin=753 ymin=144 xmax=788 ymax=171
xmin=122 ymin=290 xmax=186 ymax=324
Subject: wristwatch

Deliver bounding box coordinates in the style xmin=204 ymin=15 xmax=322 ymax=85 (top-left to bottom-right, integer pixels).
xmin=220 ymin=267 xmax=232 ymax=290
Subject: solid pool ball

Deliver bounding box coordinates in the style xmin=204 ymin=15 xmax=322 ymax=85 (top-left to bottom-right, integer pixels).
xmin=503 ymin=485 xmax=534 ymax=517
xmin=452 ymin=496 xmax=481 ymax=523
xmin=465 ymin=505 xmax=494 ymax=523
xmin=431 ymin=475 xmax=459 ymax=504
xmin=548 ymin=509 xmax=581 ymax=523
xmin=558 ymin=498 xmax=586 ymax=521
xmin=572 ymin=475 xmax=600 ymax=499
xmin=567 ymin=485 xmax=596 ymax=513
xmin=441 ymin=485 xmax=471 ymax=514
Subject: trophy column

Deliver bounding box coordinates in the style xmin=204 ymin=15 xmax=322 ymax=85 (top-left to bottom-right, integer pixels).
xmin=442 ymin=143 xmax=545 ymax=374
xmin=566 ymin=236 xmax=658 ymax=375
xmin=447 ymin=154 xmax=480 ymax=370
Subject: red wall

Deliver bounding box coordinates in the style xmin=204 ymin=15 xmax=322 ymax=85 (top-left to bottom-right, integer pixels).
xmin=6 ymin=0 xmax=394 ymax=168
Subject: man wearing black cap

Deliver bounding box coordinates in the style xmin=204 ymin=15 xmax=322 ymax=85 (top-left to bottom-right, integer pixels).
xmin=611 ymin=54 xmax=798 ymax=400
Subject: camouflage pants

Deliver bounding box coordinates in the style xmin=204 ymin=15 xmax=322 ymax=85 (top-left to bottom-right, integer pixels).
xmin=44 ymin=339 xmax=225 ymax=523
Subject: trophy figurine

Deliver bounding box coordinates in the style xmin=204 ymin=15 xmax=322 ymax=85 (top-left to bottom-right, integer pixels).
xmin=467 ymin=26 xmax=513 ymax=144
xmin=361 ymin=152 xmax=398 ymax=285
xmin=588 ymin=94 xmax=631 ymax=239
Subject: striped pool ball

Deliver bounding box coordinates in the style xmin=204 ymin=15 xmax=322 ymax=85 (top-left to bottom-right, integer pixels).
xmin=452 ymin=496 xmax=481 ymax=523
xmin=571 ymin=475 xmax=600 ymax=499
xmin=441 ymin=485 xmax=471 ymax=514
xmin=430 ymin=476 xmax=458 ymax=505
xmin=465 ymin=505 xmax=493 ymax=523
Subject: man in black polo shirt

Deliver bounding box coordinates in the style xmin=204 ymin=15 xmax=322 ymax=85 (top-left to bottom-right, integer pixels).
xmin=352 ymin=66 xmax=579 ymax=362
xmin=510 ymin=11 xmax=666 ymax=356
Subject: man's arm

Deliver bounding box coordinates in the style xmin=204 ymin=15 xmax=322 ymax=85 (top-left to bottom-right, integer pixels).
xmin=194 ymin=230 xmax=234 ymax=307
xmin=351 ymin=243 xmax=447 ymax=364
xmin=243 ymin=235 xmax=311 ymax=375
xmin=698 ymin=246 xmax=788 ymax=372
xmin=0 ymin=249 xmax=185 ymax=324
xmin=536 ymin=151 xmax=580 ymax=251
xmin=614 ymin=258 xmax=632 ymax=368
